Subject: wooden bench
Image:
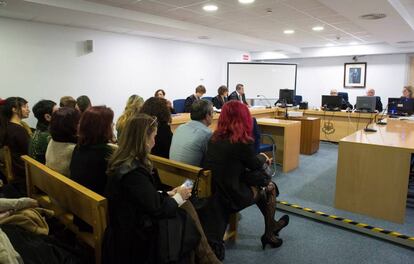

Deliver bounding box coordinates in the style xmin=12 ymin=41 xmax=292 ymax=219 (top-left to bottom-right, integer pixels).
xmin=22 ymin=155 xmax=107 ymax=264
xmin=149 ymin=154 xmax=238 ymax=241
xmin=0 ymin=146 xmax=14 ymax=183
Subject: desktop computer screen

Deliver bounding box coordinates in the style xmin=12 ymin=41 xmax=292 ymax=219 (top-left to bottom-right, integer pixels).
xmin=278 ymin=89 xmax=294 ymax=104
xmin=388 ymin=97 xmax=414 ymax=116
xmin=355 ymin=96 xmax=376 ymax=112
xmin=321 ymin=95 xmax=342 ymax=111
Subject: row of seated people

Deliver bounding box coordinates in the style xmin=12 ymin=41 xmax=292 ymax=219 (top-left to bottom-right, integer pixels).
xmin=0 ymin=94 xmax=289 ymax=263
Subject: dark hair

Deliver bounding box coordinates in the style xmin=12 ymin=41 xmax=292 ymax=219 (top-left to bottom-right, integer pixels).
xmin=76 ymin=95 xmax=92 ymax=113
xmin=78 ymin=106 xmax=114 ymax=146
xmin=50 ymin=107 xmax=81 ymax=143
xmin=236 ymin=84 xmax=244 ymax=91
xmin=190 ymin=100 xmax=213 ymax=121
xmin=59 ymin=96 xmax=76 ymax=108
xmin=32 ymin=100 xmax=56 ymax=128
xmin=154 ymin=89 xmax=166 ymax=97
xmin=217 ymin=85 xmax=228 ymax=96
xmin=195 ymin=85 xmax=206 ymax=94
xmin=140 ymin=97 xmax=171 ymax=124
xmin=0 ymin=97 xmax=28 ymax=146
xmin=211 ymin=101 xmax=253 ymax=144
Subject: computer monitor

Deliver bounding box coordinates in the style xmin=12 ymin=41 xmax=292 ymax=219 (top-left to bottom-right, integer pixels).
xmin=279 ymin=89 xmax=294 ymax=104
xmin=321 ymin=95 xmax=342 ymax=111
xmin=397 ymin=98 xmax=414 ymax=116
xmin=355 ymin=96 xmax=376 ymax=112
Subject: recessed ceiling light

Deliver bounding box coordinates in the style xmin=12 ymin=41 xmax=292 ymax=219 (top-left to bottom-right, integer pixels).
xmin=325 ymin=43 xmax=334 ymax=47
xmin=203 ymin=4 xmax=218 ymax=12
xmin=360 ymin=13 xmax=386 ymax=20
xmin=312 ymin=26 xmax=324 ymax=31
xmin=284 ymin=29 xmax=295 ymax=34
xmin=239 ymin=0 xmax=255 ymax=4
xmin=349 ymin=41 xmax=358 ymax=45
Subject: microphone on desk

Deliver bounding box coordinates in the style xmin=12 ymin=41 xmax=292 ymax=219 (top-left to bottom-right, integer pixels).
xmin=257 ymin=95 xmax=272 ymax=108
xmin=364 ymin=112 xmax=378 ymax=132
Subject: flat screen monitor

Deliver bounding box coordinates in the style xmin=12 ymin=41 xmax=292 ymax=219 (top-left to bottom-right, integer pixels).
xmin=387 ymin=98 xmax=400 ymax=115
xmin=279 ymin=89 xmax=294 ymax=104
xmin=355 ymin=96 xmax=376 ymax=112
xmin=321 ymin=95 xmax=342 ymax=111
xmin=397 ymin=98 xmax=414 ymax=115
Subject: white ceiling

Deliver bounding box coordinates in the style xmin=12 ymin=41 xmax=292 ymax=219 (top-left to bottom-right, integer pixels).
xmin=1 ymin=0 xmax=414 ymax=53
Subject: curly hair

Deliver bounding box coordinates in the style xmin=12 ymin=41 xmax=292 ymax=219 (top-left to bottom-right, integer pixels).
xmin=140 ymin=97 xmax=171 ymax=124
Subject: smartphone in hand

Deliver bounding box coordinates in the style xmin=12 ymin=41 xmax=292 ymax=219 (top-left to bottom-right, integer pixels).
xmin=182 ymin=179 xmax=194 ymax=189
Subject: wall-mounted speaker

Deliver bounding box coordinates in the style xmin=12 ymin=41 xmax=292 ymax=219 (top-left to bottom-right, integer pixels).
xmin=85 ymin=40 xmax=93 ymax=53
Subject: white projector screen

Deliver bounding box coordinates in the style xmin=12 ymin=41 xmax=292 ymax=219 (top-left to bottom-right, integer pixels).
xmin=227 ymin=63 xmax=297 ymax=100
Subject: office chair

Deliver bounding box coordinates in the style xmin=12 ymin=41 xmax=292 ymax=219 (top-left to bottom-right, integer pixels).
xmin=173 ymin=99 xmax=186 ymax=113
xmin=253 ymin=118 xmax=277 ymax=177
xmin=294 ymin=95 xmax=303 ymax=106
xmin=337 ymin=92 xmax=349 ymax=102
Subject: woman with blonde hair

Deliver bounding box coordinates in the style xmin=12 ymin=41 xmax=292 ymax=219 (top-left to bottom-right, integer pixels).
xmin=115 ymin=95 xmax=144 ymax=138
xmin=102 ymin=113 xmax=220 ymax=264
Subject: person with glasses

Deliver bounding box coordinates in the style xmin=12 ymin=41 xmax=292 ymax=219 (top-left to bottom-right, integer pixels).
xmin=140 ymin=97 xmax=173 ymax=158
xmin=170 ymin=100 xmax=214 ymax=166
xmin=103 ymin=113 xmax=221 ymax=264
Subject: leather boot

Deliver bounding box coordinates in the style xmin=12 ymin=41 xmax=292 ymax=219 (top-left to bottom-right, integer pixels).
xmin=181 ymin=201 xmax=222 ymax=264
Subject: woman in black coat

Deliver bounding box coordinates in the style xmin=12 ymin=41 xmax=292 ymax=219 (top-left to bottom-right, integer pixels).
xmin=103 ymin=114 xmax=220 ymax=264
xmin=140 ymin=97 xmax=173 ymax=158
xmin=211 ymin=85 xmax=228 ymax=110
xmin=203 ymin=101 xmax=289 ymax=254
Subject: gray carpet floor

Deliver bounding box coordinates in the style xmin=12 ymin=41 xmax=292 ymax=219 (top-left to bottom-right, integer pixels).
xmin=224 ymin=143 xmax=414 ymax=263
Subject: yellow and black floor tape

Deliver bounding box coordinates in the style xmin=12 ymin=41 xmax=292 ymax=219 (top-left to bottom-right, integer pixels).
xmin=276 ymin=201 xmax=414 ymax=248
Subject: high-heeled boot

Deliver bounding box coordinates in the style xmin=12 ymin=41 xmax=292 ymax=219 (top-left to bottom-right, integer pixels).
xmin=255 ymin=187 xmax=283 ymax=249
xmin=181 ymin=201 xmax=222 ymax=264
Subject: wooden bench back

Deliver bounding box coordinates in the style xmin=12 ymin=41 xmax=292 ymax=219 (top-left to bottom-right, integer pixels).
xmin=22 ymin=155 xmax=107 ymax=264
xmin=0 ymin=146 xmax=14 ymax=183
xmin=149 ymin=154 xmax=212 ymax=198
xmin=149 ymin=154 xmax=237 ymax=241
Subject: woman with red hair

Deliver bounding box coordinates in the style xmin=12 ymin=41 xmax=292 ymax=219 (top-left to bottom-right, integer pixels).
xmin=203 ymin=101 xmax=289 ymax=259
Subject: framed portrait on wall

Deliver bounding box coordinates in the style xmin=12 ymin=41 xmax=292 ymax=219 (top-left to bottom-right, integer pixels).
xmin=344 ymin=62 xmax=367 ymax=88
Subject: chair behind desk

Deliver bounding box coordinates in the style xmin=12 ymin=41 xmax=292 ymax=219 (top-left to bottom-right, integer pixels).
xmin=22 ymin=155 xmax=107 ymax=264
xmin=149 ymin=154 xmax=237 ymax=241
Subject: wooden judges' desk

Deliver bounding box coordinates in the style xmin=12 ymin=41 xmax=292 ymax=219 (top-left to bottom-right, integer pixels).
xmin=279 ymin=109 xmax=379 ymax=142
xmin=335 ymin=119 xmax=414 ymax=223
xmin=256 ymin=118 xmax=301 ymax=173
xmin=171 ymin=108 xmax=301 ymax=172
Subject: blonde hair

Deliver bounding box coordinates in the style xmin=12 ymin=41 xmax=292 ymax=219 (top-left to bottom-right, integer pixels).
xmin=107 ymin=113 xmax=157 ymax=175
xmin=116 ymin=95 xmax=144 ymax=135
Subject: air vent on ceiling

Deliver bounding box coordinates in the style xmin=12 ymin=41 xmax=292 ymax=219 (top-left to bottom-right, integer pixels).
xmin=0 ymin=0 xmax=7 ymax=7
xmin=359 ymin=13 xmax=387 ymax=20
xmin=198 ymin=36 xmax=210 ymax=40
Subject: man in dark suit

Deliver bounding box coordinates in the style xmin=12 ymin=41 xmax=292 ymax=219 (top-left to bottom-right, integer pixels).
xmin=366 ymin=88 xmax=383 ymax=112
xmin=184 ymin=85 xmax=206 ymax=113
xmin=228 ymin=83 xmax=249 ymax=105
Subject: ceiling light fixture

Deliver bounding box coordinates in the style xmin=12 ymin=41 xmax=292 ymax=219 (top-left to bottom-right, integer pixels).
xmin=239 ymin=0 xmax=255 ymax=4
xmin=203 ymin=4 xmax=218 ymax=12
xmin=360 ymin=13 xmax=386 ymax=20
xmin=312 ymin=26 xmax=324 ymax=31
xmin=283 ymin=29 xmax=295 ymax=34
xmin=325 ymin=43 xmax=334 ymax=47
xmin=349 ymin=41 xmax=358 ymax=45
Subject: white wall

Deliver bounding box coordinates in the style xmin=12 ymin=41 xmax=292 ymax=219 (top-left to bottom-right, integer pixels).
xmin=270 ymin=54 xmax=410 ymax=109
xmin=0 ymin=18 xmax=245 ymax=126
